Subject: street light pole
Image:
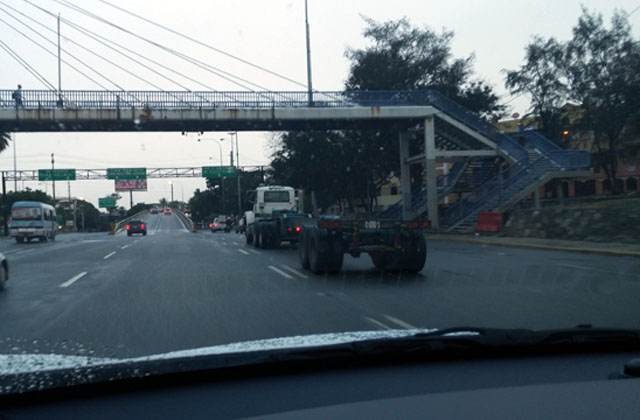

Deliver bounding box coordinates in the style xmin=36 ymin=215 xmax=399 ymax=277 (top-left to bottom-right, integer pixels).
xmin=168 ymin=181 xmax=174 ymax=202
xmin=228 ymin=131 xmax=241 ymax=215
xmin=51 ymin=153 xmax=56 ymax=201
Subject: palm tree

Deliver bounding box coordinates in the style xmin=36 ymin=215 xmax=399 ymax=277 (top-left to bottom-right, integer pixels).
xmin=0 ymin=132 xmax=10 ymax=153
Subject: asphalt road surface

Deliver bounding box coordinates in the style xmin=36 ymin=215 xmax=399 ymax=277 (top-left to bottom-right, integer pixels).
xmin=0 ymin=212 xmax=639 ymax=358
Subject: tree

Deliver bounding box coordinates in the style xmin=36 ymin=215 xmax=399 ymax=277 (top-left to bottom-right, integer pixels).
xmin=564 ymin=9 xmax=640 ymax=194
xmin=345 ymin=16 xmax=504 ymax=118
xmin=0 ymin=132 xmax=10 ymax=153
xmin=504 ymin=36 xmax=569 ymax=142
xmin=271 ymin=17 xmax=504 ymax=213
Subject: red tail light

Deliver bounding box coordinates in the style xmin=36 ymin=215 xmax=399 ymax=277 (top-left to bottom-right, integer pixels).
xmin=141 ymin=224 xmax=145 ymax=229
xmin=332 ymin=221 xmax=340 ymax=228
xmin=214 ymin=223 xmax=218 ymax=227
xmin=126 ymin=225 xmax=130 ymax=230
xmin=321 ymin=221 xmax=329 ymax=228
xmin=295 ymin=226 xmax=301 ymax=232
xmin=209 ymin=223 xmax=213 ymax=228
xmin=287 ymin=227 xmax=291 ymax=232
xmin=422 ymin=221 xmax=430 ymax=228
xmin=412 ymin=221 xmax=419 ymax=228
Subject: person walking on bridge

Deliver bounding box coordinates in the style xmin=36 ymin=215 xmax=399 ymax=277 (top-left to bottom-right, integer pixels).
xmin=11 ymin=84 xmax=22 ymax=108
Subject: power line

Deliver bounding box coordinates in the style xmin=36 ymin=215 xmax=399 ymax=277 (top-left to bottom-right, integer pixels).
xmin=629 ymin=4 xmax=640 ymax=17
xmin=0 ymin=0 xmax=122 ymax=90
xmin=95 ymin=0 xmax=309 ymax=89
xmin=0 ymin=6 xmax=113 ymax=90
xmin=52 ymin=0 xmax=273 ymax=92
xmin=0 ymin=40 xmax=56 ymax=90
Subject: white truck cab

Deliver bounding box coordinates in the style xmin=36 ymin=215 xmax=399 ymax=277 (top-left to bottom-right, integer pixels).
xmin=252 ymin=186 xmax=296 ymax=216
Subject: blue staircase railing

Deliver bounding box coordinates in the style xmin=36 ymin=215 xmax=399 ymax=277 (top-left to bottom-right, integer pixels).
xmin=380 ymin=161 xmax=467 ymax=219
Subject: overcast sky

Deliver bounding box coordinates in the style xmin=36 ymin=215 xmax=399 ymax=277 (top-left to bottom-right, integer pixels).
xmin=1 ymin=0 xmax=638 ymax=208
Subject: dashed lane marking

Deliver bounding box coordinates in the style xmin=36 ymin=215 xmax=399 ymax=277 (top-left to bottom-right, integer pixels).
xmin=121 ymin=244 xmax=130 ymax=250
xmin=383 ymin=315 xmax=417 ymax=329
xmin=268 ymin=265 xmax=294 ymax=279
xmin=281 ymin=264 xmax=308 ymax=279
xmin=248 ymin=249 xmax=262 ymax=255
xmin=104 ymin=251 xmax=116 ymax=260
xmin=238 ymin=249 xmax=250 ymax=255
xmin=363 ymin=316 xmax=392 ymax=330
xmin=15 ymin=249 xmax=34 ymax=255
xmin=59 ymin=272 xmax=87 ymax=288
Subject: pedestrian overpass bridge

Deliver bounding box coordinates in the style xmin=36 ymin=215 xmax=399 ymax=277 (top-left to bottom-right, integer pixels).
xmin=0 ymin=89 xmax=592 ymax=229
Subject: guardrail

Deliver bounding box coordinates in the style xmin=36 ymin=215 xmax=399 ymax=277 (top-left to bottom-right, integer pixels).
xmin=174 ymin=209 xmax=195 ymax=232
xmin=548 ymin=150 xmax=592 ymax=169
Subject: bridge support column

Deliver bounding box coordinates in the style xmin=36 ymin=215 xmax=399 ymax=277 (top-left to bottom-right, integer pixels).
xmin=424 ymin=118 xmax=439 ymax=229
xmin=533 ymin=187 xmax=541 ymax=209
xmin=399 ymin=131 xmax=411 ymax=220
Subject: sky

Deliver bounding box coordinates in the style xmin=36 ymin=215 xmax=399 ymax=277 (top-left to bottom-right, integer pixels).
xmin=1 ymin=0 xmax=639 ymax=209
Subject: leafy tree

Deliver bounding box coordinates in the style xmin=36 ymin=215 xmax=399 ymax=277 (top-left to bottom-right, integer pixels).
xmin=504 ymin=36 xmax=569 ymax=142
xmin=0 ymin=132 xmax=11 ymax=153
xmin=504 ymin=9 xmax=640 ymax=194
xmin=345 ymin=16 xmax=504 ymax=118
xmin=564 ymin=9 xmax=640 ymax=194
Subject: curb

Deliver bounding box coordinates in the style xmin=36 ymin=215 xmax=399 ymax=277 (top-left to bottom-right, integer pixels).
xmin=425 ymin=236 xmax=640 ymax=258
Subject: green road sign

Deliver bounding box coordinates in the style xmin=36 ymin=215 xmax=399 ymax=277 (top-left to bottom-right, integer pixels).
xmin=202 ymin=166 xmax=237 ymax=178
xmin=98 ymin=197 xmax=116 ymax=208
xmin=38 ymin=169 xmax=76 ymax=181
xmin=107 ymin=167 xmax=147 ymax=180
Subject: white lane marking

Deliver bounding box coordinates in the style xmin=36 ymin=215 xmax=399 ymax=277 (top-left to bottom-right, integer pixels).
xmin=238 ymin=249 xmax=250 ymax=255
xmin=268 ymin=265 xmax=294 ymax=279
xmin=497 ymin=252 xmax=505 ymax=256
xmin=104 ymin=251 xmax=116 ymax=260
xmin=15 ymin=249 xmax=34 ymax=255
xmin=383 ymin=315 xmax=417 ymax=330
xmin=121 ymin=244 xmax=130 ymax=250
xmin=363 ymin=316 xmax=392 ymax=330
xmin=281 ymin=264 xmax=309 ymax=279
xmin=248 ymin=249 xmax=262 ymax=255
xmin=557 ymin=264 xmax=633 ymax=276
xmin=59 ymin=271 xmax=87 ymax=288
xmin=82 ymin=240 xmax=104 ymax=243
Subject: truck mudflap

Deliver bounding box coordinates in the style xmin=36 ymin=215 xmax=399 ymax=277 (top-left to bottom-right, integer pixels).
xmin=299 ymin=218 xmax=429 ymax=274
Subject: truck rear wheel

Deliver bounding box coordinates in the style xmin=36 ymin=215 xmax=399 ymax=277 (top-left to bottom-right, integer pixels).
xmin=245 ymin=231 xmax=252 ymax=245
xmin=308 ymin=227 xmax=343 ymax=274
xmin=369 ymin=231 xmax=426 ymax=273
xmin=299 ymin=227 xmax=310 ymax=269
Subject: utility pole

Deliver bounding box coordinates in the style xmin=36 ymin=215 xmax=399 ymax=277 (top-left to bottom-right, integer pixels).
xmin=304 ymin=0 xmax=313 ymax=106
xmin=2 ymin=172 xmax=7 ymax=236
xmin=51 ymin=153 xmax=56 ymax=201
xmin=229 ymin=131 xmax=241 ymax=215
xmin=57 ymin=13 xmax=62 ymax=108
xmin=12 ymin=133 xmax=17 ymax=191
xmin=129 ymin=190 xmax=133 ymax=209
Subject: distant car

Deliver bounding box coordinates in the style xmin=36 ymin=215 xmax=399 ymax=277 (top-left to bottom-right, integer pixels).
xmin=149 ymin=207 xmax=160 ymax=214
xmin=164 ymin=208 xmax=173 ymax=216
xmin=210 ymin=218 xmax=225 ymax=232
xmin=126 ymin=220 xmax=147 ymax=236
xmin=0 ymin=253 xmax=8 ymax=290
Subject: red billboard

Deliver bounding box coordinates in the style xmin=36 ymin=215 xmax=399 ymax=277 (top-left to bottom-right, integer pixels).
xmin=115 ymin=179 xmax=148 ymax=191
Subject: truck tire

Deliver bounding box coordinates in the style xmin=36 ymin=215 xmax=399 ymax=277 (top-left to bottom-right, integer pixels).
xmin=403 ymin=231 xmax=427 ymax=273
xmin=257 ymin=224 xmax=266 ymax=249
xmin=299 ymin=227 xmax=310 ymax=269
xmin=246 ymin=229 xmax=253 ymax=245
xmin=252 ymin=225 xmax=260 ymax=248
xmin=308 ymin=227 xmax=343 ymax=274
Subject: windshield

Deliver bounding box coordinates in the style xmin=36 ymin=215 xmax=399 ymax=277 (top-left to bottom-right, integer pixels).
xmin=263 ymin=191 xmax=290 ymax=203
xmin=0 ymin=0 xmax=639 ymax=394
xmin=11 ymin=207 xmax=42 ymax=221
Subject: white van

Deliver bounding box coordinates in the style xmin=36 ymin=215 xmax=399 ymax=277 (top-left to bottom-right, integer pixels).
xmin=9 ymin=201 xmax=58 ymax=243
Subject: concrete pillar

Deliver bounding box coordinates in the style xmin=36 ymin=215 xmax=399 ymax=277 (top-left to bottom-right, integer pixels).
xmin=399 ymin=131 xmax=411 ymax=220
xmin=568 ymin=180 xmax=576 ymax=198
xmin=424 ymin=118 xmax=439 ymax=229
xmin=533 ymin=187 xmax=541 ymax=209
xmin=556 ymin=180 xmax=564 ymax=202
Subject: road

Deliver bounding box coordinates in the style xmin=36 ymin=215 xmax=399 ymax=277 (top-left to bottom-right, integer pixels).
xmin=0 ymin=212 xmax=639 ymax=358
